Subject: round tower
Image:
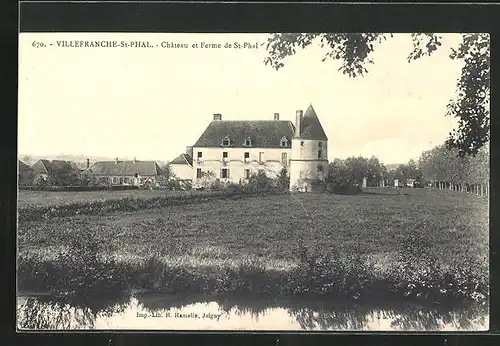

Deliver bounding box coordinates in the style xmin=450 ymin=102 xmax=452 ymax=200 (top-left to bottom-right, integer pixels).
xmin=289 ymin=105 xmax=329 ymax=192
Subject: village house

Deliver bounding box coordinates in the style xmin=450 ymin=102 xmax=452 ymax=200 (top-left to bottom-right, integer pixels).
xmin=83 ymin=158 xmax=163 ymax=186
xmin=168 ymin=148 xmax=194 ymax=182
xmin=190 ymin=104 xmax=329 ymax=192
xmin=31 ymin=159 xmax=80 ymax=185
xmin=18 ymin=160 xmax=35 ymax=186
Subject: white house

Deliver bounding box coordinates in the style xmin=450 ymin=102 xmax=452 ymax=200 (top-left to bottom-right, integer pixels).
xmin=169 ymin=147 xmax=194 ymax=181
xmin=190 ymin=104 xmax=329 ymax=192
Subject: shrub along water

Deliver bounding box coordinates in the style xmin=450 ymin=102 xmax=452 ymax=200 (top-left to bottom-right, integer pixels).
xmin=17 ymin=237 xmax=488 ymax=306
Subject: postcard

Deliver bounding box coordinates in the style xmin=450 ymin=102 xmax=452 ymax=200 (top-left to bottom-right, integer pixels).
xmin=17 ymin=31 xmax=490 ymax=331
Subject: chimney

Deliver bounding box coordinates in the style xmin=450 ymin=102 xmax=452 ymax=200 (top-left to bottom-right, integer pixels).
xmin=115 ymin=157 xmax=119 ymax=164
xmin=86 ymin=158 xmax=90 ymax=169
xmin=186 ymin=146 xmax=194 ymax=158
xmin=213 ymin=113 xmax=222 ymax=121
xmin=274 ymin=113 xmax=280 ymax=121
xmin=133 ymin=157 xmax=137 ymax=164
xmin=295 ymin=110 xmax=303 ymax=137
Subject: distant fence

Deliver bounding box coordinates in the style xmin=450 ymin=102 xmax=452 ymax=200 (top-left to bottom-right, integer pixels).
xmin=19 ymin=185 xmax=140 ymax=192
xmin=428 ymin=181 xmax=489 ymax=197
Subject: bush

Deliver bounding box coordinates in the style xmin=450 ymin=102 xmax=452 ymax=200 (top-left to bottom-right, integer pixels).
xmin=323 ymin=179 xmax=362 ymax=195
xmin=244 ymin=171 xmax=277 ymax=194
xmin=276 ymin=167 xmax=290 ymax=191
xmin=209 ymin=179 xmax=225 ymax=191
xmin=18 ymin=237 xmax=129 ymax=296
xmin=225 ymin=182 xmax=245 ymax=194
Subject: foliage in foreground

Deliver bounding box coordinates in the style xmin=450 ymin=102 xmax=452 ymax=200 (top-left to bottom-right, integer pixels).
xmin=18 ymin=237 xmax=488 ymax=307
xmin=264 ymin=33 xmax=490 ymax=157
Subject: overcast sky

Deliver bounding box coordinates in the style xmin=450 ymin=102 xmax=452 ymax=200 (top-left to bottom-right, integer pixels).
xmin=18 ymin=33 xmax=465 ymax=165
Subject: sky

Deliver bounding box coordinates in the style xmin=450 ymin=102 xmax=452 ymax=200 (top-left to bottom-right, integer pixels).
xmin=18 ymin=33 xmax=465 ymax=165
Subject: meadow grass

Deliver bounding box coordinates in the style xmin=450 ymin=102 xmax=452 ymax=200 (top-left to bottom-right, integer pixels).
xmin=17 ymin=188 xmax=489 ymax=305
xmin=17 ymin=189 xmax=177 ymax=208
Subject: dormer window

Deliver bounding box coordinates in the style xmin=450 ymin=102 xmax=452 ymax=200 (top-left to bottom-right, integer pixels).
xmin=280 ymin=136 xmax=288 ymax=147
xmin=222 ymin=136 xmax=231 ymax=146
xmin=244 ymin=137 xmax=252 ymax=146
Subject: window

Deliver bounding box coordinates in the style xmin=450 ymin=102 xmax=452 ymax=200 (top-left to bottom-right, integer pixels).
xmin=259 ymin=152 xmax=264 ymax=162
xmin=221 ymin=168 xmax=229 ymax=179
xmin=280 ymin=136 xmax=288 ymax=147
xmin=197 ymin=152 xmax=203 ymax=158
xmin=222 ymin=136 xmax=231 ymax=146
xmin=244 ymin=169 xmax=250 ymax=179
xmin=300 ymin=141 xmax=305 ymax=147
xmin=196 ymin=168 xmax=202 ymax=178
xmin=244 ymin=152 xmax=250 ymax=159
xmin=281 ymin=152 xmax=288 ymax=165
xmin=223 ymin=152 xmax=228 ymax=158
xmin=318 ymin=142 xmax=323 ymax=148
xmin=119 ymin=177 xmax=124 ymax=184
xmin=318 ymin=150 xmax=322 ymax=159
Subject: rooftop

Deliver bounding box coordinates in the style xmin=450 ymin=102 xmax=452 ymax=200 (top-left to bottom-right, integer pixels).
xmin=83 ymin=160 xmax=162 ymax=176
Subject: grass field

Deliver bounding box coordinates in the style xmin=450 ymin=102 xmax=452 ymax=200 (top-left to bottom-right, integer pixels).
xmin=17 ymin=187 xmax=489 ymax=303
xmin=17 ymin=189 xmax=180 ymax=208
xmin=18 ymin=188 xmax=489 ymax=269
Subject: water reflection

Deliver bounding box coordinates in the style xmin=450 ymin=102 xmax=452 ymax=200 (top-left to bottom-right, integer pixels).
xmin=17 ymin=292 xmax=488 ymax=331
xmin=17 ymin=292 xmax=131 ymax=330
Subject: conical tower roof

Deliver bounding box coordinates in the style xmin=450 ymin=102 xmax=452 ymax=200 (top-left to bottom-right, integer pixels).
xmin=300 ymin=104 xmax=328 ymax=140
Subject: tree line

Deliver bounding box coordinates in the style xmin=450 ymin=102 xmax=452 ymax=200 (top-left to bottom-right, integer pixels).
xmin=418 ymin=144 xmax=489 ymax=194
xmin=324 ymin=143 xmax=488 ymax=195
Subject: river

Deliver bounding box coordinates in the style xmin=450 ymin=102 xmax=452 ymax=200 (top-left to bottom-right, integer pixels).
xmin=17 ymin=293 xmax=488 ymax=331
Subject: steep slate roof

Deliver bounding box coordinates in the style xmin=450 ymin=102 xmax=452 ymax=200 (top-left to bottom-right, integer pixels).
xmin=32 ymin=159 xmax=76 ymax=175
xmin=194 ymin=120 xmax=295 ymax=148
xmin=84 ymin=160 xmax=162 ymax=176
xmin=300 ymin=105 xmax=328 ymax=140
xmin=18 ymin=160 xmax=34 ymax=173
xmin=170 ymin=154 xmax=193 ymax=166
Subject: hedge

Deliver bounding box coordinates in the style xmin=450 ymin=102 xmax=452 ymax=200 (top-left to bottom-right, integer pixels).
xmin=18 ymin=190 xmax=287 ymax=222
xmin=19 ymin=185 xmax=140 ymax=192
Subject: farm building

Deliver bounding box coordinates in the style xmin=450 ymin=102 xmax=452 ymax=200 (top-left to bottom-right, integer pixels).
xmin=83 ymin=158 xmax=163 ymax=186
xmin=31 ymin=159 xmax=80 ymax=185
xmin=190 ymin=104 xmax=328 ymax=192
xmin=18 ymin=160 xmax=35 ymax=186
xmin=169 ymin=147 xmax=194 ymax=182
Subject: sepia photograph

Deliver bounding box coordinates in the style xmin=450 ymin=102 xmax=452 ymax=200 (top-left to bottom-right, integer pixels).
xmin=17 ymin=32 xmax=489 ymax=331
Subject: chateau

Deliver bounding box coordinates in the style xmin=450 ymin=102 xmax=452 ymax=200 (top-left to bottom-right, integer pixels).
xmin=183 ymin=104 xmax=329 ymax=192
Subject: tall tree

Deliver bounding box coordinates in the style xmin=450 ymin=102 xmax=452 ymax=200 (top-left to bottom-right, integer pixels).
xmin=418 ymin=144 xmax=489 ymax=186
xmin=263 ymin=33 xmax=490 ymax=157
